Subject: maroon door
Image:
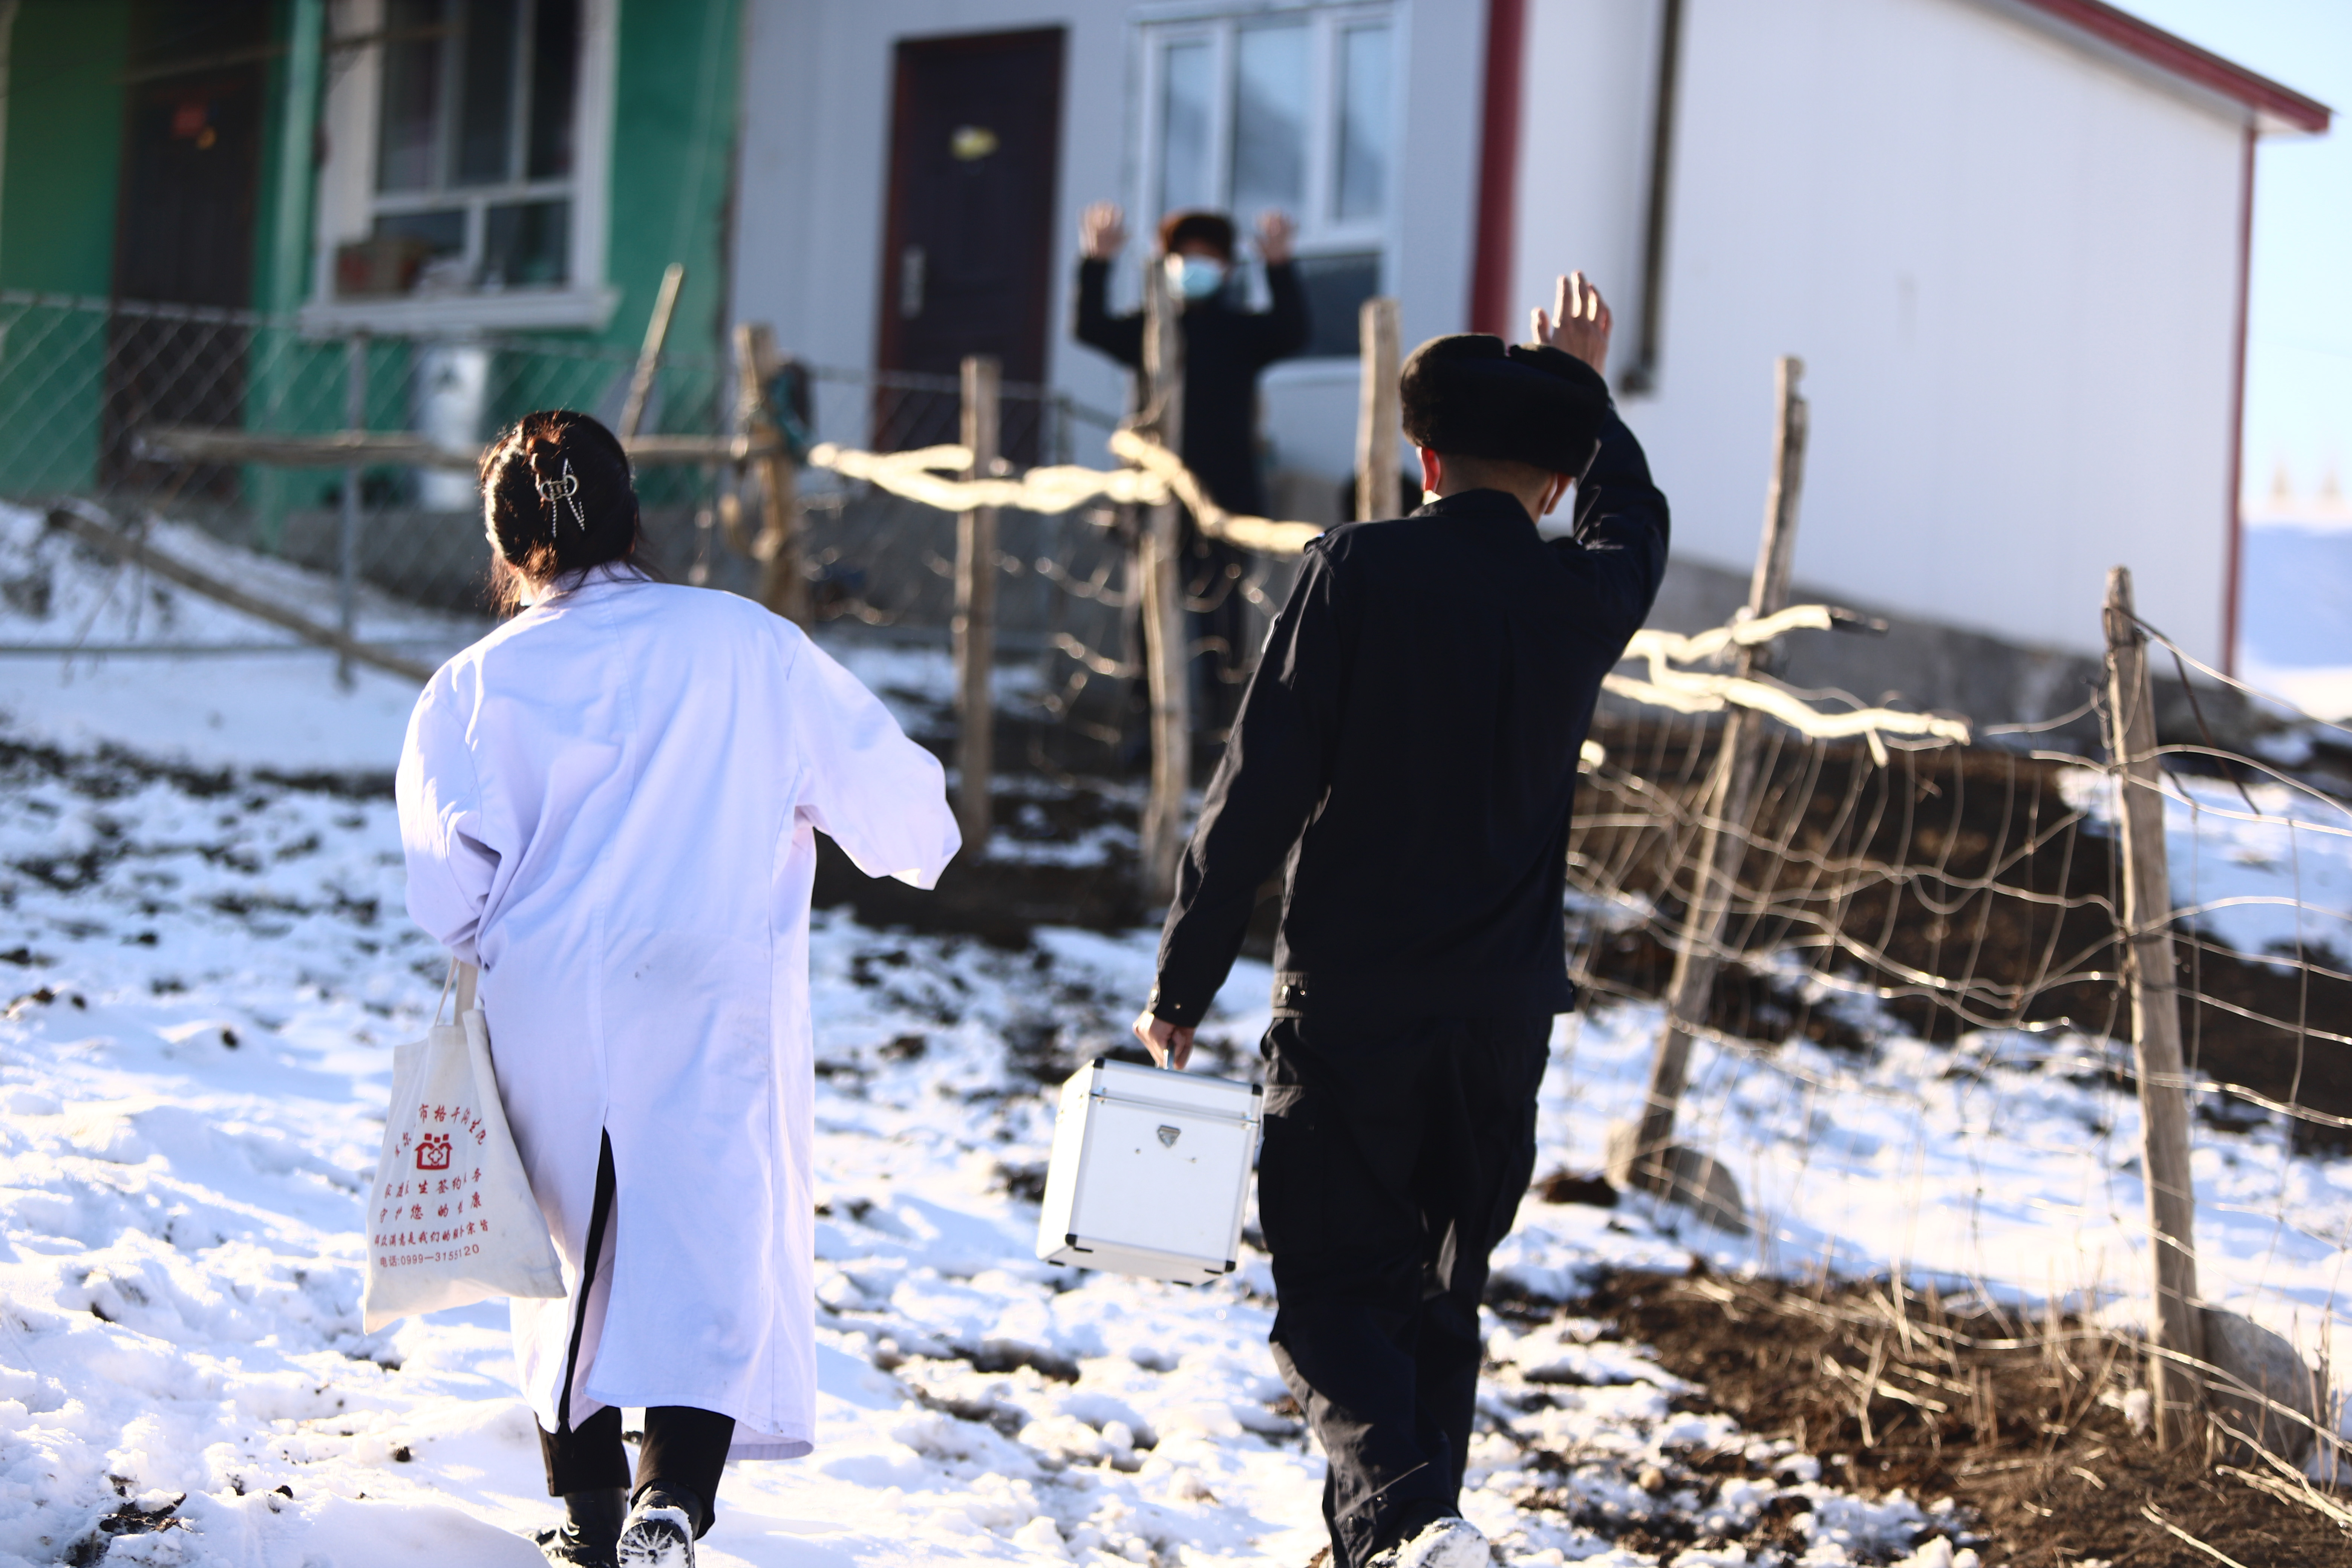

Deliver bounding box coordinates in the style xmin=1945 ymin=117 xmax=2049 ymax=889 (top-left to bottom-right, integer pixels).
xmin=874 ymin=28 xmax=1065 ymax=465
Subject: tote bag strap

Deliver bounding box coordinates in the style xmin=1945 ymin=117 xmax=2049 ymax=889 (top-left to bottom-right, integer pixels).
xmin=432 ymin=959 xmax=482 ymax=1023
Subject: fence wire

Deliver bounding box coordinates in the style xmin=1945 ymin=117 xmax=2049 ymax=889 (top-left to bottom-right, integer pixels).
xmin=0 ymin=292 xmax=1268 ymax=755
xmin=1553 ymin=659 xmax=2352 ymax=1496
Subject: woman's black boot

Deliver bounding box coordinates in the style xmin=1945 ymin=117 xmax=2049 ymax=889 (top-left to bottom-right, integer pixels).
xmin=533 ymin=1485 xmax=628 ymax=1567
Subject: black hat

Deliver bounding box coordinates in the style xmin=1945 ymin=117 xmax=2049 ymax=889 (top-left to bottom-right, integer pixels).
xmin=1400 ymin=335 xmax=1610 ymax=477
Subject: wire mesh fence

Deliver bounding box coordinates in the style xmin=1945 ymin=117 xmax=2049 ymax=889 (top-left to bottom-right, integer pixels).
xmin=1551 ymin=642 xmax=2352 ymax=1494
xmin=0 ymin=293 xmax=1163 ymax=661
xmin=0 ymin=290 xmax=729 ymax=614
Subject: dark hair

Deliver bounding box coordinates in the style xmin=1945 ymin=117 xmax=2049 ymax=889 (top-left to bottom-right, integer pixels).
xmin=1158 ymin=210 xmax=1236 ymax=261
xmin=479 ymin=409 xmax=645 ymax=614
xmin=1399 ymin=334 xmax=1609 ymax=479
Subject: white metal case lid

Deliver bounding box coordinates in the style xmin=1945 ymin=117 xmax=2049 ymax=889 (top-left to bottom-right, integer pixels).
xmin=1086 ymin=1058 xmax=1262 ymax=1121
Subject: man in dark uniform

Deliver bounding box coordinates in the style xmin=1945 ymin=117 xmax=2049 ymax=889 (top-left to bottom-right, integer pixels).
xmin=1132 ymin=274 xmax=1669 ymax=1568
xmin=1074 ymin=202 xmax=1311 ymax=723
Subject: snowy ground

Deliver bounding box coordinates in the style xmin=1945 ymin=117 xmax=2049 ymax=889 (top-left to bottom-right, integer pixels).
xmin=2239 ymin=516 xmax=2352 ymax=724
xmin=0 ymin=505 xmax=480 ymax=775
xmin=0 ymin=749 xmax=1987 ymax=1568
xmin=0 ymin=513 xmax=2346 ymax=1565
xmin=2062 ymin=763 xmax=2352 ymax=965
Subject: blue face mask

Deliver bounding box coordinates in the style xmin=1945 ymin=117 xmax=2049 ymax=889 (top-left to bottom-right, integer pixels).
xmin=1170 ymin=256 xmax=1228 ymax=301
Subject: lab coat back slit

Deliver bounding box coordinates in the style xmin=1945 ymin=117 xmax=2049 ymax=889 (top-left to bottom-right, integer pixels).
xmin=396 ymin=574 xmax=960 ymax=1459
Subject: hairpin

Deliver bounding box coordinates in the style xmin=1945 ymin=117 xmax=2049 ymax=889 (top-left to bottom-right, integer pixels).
xmin=534 ymin=458 xmax=586 ymax=534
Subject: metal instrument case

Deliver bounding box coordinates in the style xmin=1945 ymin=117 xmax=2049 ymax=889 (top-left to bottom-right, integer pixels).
xmin=1034 ymin=1058 xmax=1263 ymax=1282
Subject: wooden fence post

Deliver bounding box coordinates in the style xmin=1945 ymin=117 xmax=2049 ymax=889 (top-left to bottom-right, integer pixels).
xmin=1139 ymin=262 xmax=1191 ymax=904
xmin=335 ymin=329 xmax=368 ymax=690
xmin=2102 ymin=564 xmax=2206 ymax=1448
xmin=1624 ymin=355 xmax=1808 ymax=1224
xmin=618 ymin=263 xmax=685 ymax=440
xmin=1355 ymin=296 xmax=1402 ymax=521
xmin=733 ymin=322 xmax=810 ymax=629
xmin=954 ymin=354 xmax=1001 ymax=850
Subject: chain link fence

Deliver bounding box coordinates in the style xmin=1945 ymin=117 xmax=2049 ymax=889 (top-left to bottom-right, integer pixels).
xmin=0 ymin=291 xmax=1305 ymax=765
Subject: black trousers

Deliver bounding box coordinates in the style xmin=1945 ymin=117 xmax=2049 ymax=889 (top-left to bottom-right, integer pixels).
xmin=1256 ymin=1010 xmax=1552 ymax=1568
xmin=537 ymin=1133 xmax=735 ymax=1537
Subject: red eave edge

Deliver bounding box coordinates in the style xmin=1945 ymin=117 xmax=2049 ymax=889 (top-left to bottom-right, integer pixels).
xmin=2014 ymin=0 xmax=2331 ymax=134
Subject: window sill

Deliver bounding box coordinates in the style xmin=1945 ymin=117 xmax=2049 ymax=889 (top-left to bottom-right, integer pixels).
xmin=298 ymin=285 xmax=620 ymax=336
xmin=1262 ymin=358 xmax=1363 ymax=384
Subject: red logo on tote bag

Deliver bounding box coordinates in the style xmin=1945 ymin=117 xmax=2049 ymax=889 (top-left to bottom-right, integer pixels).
xmin=417 ymin=1133 xmax=453 ymax=1170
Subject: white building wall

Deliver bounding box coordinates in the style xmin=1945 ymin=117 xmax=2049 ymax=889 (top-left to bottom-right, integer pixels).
xmin=1511 ymin=0 xmax=2248 ymax=663
xmin=1508 ymin=0 xmax=1663 ymax=364
xmin=733 ymin=0 xmax=1485 ymax=485
xmin=731 ymin=0 xmax=1135 ymax=456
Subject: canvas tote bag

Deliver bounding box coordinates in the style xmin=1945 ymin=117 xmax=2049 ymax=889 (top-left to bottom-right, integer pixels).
xmin=362 ymin=961 xmax=565 ymax=1331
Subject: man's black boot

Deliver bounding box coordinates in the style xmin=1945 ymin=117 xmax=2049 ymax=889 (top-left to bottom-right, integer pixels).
xmin=533 ymin=1486 xmax=626 ymax=1567
xmin=617 ymin=1481 xmax=702 ymax=1568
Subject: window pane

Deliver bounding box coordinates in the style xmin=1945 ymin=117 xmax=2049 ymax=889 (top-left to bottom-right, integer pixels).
xmin=341 ymin=209 xmax=466 ymax=296
xmin=376 ymin=0 xmax=444 ymax=192
xmin=1295 ymin=251 xmax=1380 ymax=357
xmin=1230 ymin=23 xmax=1307 ymax=222
xmin=374 ymin=208 xmax=468 ymax=252
xmin=454 ymin=0 xmax=520 ymax=187
xmin=1336 ymin=24 xmax=1390 ymax=222
xmin=526 ymin=0 xmax=581 ymax=180
xmin=1158 ymin=40 xmax=1213 ymax=217
xmin=480 ymin=198 xmax=570 ymax=287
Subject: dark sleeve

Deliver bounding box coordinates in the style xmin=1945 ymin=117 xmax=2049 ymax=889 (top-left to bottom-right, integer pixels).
xmin=1149 ymin=544 xmax=1348 ymax=1026
xmin=1552 ymin=367 xmax=1671 ymax=647
xmin=1074 ymin=257 xmax=1144 ymax=369
xmin=1245 ymin=260 xmax=1313 ymax=369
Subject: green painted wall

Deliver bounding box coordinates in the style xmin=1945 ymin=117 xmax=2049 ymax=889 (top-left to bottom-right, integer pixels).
xmin=0 ymin=1 xmax=131 ymax=498
xmin=250 ymin=0 xmax=319 ymax=316
xmin=605 ymin=0 xmax=740 ymax=368
xmin=1 ymin=0 xmax=131 ymax=295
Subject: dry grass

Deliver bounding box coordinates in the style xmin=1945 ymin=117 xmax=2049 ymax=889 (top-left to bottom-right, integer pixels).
xmin=1574 ymin=1266 xmax=2351 ymax=1566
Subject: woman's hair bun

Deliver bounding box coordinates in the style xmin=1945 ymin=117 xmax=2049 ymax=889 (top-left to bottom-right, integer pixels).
xmin=479 ymin=410 xmax=642 ymax=611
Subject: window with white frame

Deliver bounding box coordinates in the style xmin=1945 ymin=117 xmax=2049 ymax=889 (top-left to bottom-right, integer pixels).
xmin=1139 ymin=6 xmax=1395 ymax=357
xmin=310 ymin=0 xmax=615 ymax=329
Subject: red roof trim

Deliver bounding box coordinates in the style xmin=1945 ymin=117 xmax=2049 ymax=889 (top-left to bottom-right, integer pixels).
xmin=2012 ymin=0 xmax=2330 ymax=134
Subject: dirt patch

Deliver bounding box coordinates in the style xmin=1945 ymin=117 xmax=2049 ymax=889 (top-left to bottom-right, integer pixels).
xmin=1577 ymin=1267 xmax=2350 ymax=1567
xmin=810 ymin=782 xmax=1145 ymax=942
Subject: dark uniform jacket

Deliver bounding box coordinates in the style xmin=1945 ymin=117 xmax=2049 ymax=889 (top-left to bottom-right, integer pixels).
xmin=1074 ymin=256 xmax=1310 ymax=517
xmin=1147 ymin=360 xmax=1670 ymax=1026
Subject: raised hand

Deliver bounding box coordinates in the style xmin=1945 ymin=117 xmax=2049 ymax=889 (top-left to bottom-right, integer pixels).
xmin=1531 ymin=271 xmax=1612 ymax=376
xmin=1081 ymin=201 xmax=1129 ymax=261
xmin=1255 ymin=209 xmax=1296 ymax=266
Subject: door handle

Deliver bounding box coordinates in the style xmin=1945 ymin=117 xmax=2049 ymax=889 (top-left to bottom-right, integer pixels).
xmin=900 ymin=245 xmax=925 ymax=318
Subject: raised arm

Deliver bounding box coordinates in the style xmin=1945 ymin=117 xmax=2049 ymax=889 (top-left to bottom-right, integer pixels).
xmin=1074 ymin=201 xmax=1144 ymax=369
xmin=1535 ymin=272 xmax=1671 ymax=645
xmin=1247 ymin=209 xmax=1311 ymax=367
xmin=1137 ymin=544 xmax=1348 ymax=1066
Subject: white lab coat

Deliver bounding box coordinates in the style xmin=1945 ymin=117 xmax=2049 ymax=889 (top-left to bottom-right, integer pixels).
xmin=395 ymin=573 xmax=959 ymax=1459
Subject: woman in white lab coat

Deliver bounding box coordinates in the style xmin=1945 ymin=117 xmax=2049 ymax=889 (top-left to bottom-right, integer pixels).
xmin=396 ymin=410 xmax=959 ymax=1568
